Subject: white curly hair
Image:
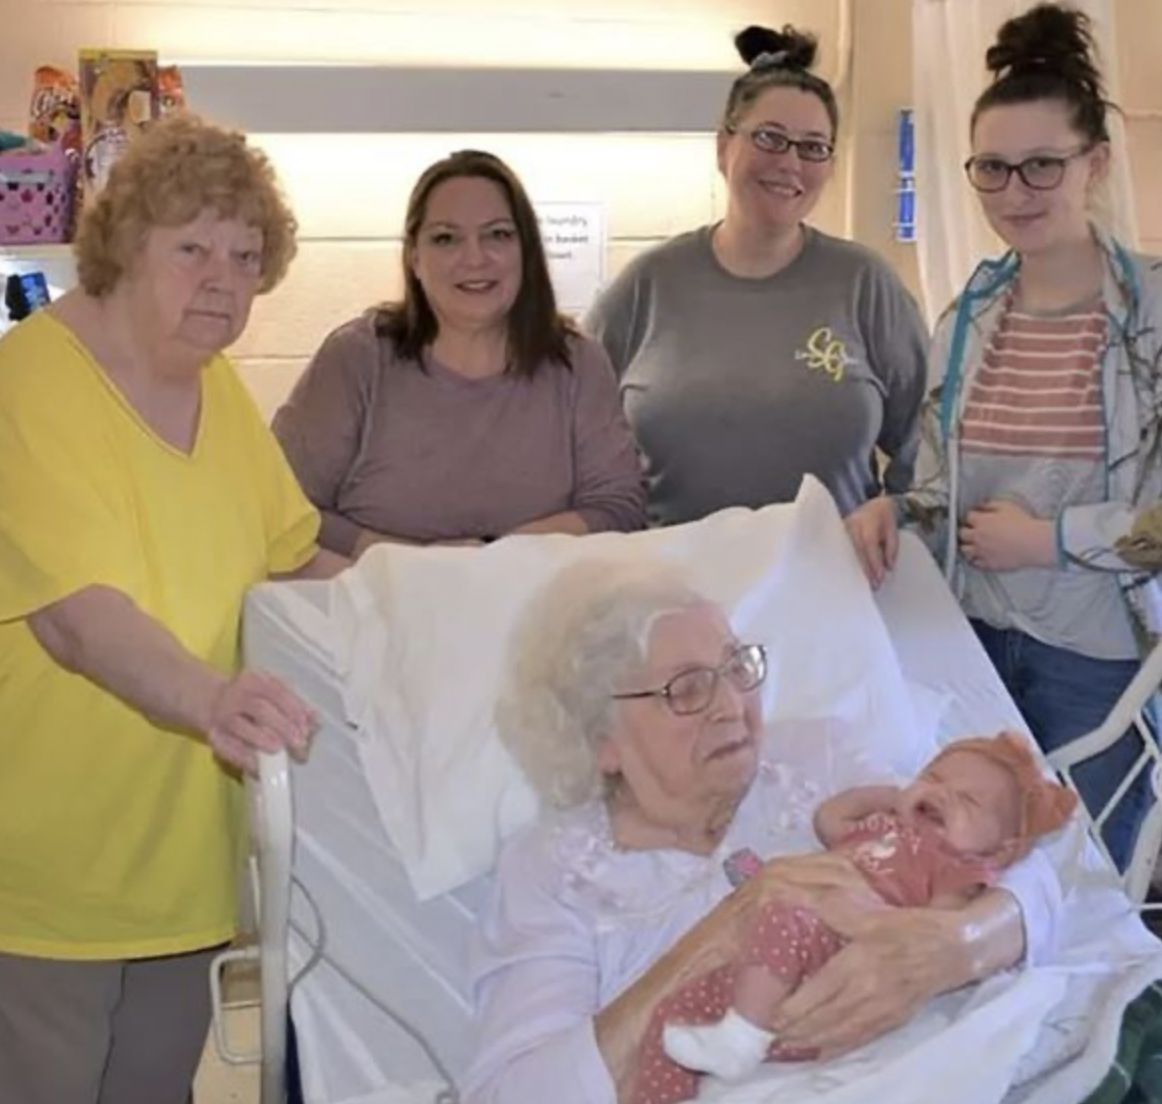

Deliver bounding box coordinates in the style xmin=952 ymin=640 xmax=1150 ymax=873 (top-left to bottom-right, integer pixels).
xmin=497 ymin=559 xmax=713 ymax=809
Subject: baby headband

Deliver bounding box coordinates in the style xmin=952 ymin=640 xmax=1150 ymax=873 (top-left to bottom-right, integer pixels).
xmin=932 ymin=731 xmax=1078 ymax=859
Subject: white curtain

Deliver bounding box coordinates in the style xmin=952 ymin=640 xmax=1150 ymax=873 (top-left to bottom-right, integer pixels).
xmin=911 ymin=0 xmax=1138 ymax=325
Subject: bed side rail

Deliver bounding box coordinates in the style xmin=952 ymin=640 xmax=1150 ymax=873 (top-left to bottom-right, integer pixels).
xmin=209 ymin=748 xmax=293 ymax=1104
xmin=1047 ymin=638 xmax=1162 ymax=904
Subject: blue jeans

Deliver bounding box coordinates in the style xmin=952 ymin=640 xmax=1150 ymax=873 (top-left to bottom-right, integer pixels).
xmin=971 ymin=622 xmax=1151 ymax=872
xmin=287 ymin=1011 xmax=305 ymax=1104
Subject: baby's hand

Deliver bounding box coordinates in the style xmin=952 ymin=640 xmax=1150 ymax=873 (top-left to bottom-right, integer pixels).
xmin=890 ymin=787 xmax=917 ymax=817
xmin=815 ymin=785 xmax=903 ymax=846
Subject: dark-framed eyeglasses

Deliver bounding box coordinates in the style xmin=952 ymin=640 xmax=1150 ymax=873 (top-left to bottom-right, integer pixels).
xmin=611 ymin=643 xmax=768 ymax=717
xmin=963 ymin=146 xmax=1093 ymax=193
xmin=725 ymin=125 xmax=835 ymax=163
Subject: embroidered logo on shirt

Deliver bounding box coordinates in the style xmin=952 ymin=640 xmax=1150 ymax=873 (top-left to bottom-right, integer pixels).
xmin=794 ymin=326 xmax=856 ymax=382
xmin=723 ymin=847 xmax=763 ymax=888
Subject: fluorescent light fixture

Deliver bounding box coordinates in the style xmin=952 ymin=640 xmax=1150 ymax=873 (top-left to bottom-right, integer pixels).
xmin=176 ymin=64 xmax=736 ymax=133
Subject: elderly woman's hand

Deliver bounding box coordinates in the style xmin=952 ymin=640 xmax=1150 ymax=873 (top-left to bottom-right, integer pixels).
xmin=769 ymin=898 xmax=972 ymax=1055
xmin=707 ymin=853 xmax=882 ymax=969
xmin=745 ymin=852 xmax=876 ymax=908
xmin=206 ymin=670 xmax=316 ymax=776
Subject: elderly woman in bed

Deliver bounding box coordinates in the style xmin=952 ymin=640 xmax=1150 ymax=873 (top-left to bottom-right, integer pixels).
xmin=461 ymin=564 xmax=1064 ymax=1104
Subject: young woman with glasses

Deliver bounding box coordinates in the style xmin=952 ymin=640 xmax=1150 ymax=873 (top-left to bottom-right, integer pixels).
xmin=584 ymin=25 xmax=927 ymax=526
xmin=847 ymin=3 xmax=1162 ymax=872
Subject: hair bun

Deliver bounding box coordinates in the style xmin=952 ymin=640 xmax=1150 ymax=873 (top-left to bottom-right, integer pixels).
xmin=986 ymin=3 xmax=1103 ymax=97
xmin=735 ymin=24 xmax=818 ymax=72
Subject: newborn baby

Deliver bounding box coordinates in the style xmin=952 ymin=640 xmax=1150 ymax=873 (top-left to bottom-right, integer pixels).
xmin=632 ymin=732 xmax=1077 ymax=1104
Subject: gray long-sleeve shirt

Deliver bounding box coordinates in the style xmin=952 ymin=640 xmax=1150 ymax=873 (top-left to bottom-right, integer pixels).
xmin=272 ymin=312 xmax=647 ymax=553
xmin=584 ymin=226 xmax=928 ymax=525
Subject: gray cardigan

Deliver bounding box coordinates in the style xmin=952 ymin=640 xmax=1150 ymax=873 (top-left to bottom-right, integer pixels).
xmin=902 ymin=230 xmax=1162 ymax=650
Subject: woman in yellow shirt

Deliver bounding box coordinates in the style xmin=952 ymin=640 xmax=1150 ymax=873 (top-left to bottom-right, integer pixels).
xmin=0 ymin=115 xmax=345 ymax=1104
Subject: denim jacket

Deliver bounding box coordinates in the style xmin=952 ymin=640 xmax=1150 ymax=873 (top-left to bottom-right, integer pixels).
xmin=901 ymin=229 xmax=1162 ymax=650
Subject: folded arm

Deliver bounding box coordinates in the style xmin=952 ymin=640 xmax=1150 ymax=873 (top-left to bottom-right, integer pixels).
xmin=1063 ymin=500 xmax=1162 ymax=573
xmin=508 ymin=511 xmax=593 ymax=537
xmin=863 ymin=261 xmax=927 ymax=496
xmin=561 ymin=340 xmax=648 ymax=534
xmin=813 ymin=784 xmax=902 ymax=847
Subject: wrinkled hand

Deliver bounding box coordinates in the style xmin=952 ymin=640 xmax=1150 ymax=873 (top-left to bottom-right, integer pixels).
xmin=770 ymin=902 xmax=969 ymax=1056
xmin=744 ymin=852 xmax=875 ymax=908
xmin=845 ymin=498 xmax=899 ymax=589
xmin=696 ymin=853 xmax=874 ymax=976
xmin=959 ymin=500 xmax=1056 ymax=572
xmin=206 ymin=670 xmax=316 ymax=776
xmin=731 ymin=853 xmax=878 ymax=944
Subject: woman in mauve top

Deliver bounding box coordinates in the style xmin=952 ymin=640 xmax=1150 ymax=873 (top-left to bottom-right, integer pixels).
xmin=274 ymin=149 xmax=647 ymax=556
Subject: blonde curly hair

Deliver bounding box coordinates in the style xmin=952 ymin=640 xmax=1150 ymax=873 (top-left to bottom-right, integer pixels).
xmin=75 ymin=114 xmax=297 ymax=296
xmin=498 ymin=560 xmax=710 ymax=809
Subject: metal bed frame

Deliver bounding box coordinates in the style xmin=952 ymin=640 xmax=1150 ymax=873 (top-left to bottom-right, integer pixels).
xmin=213 ymin=590 xmax=1162 ymax=1104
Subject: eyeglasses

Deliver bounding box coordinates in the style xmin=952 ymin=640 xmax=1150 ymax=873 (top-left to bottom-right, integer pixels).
xmin=726 ymin=125 xmax=835 ymax=163
xmin=611 ymin=644 xmax=768 ymax=717
xmin=963 ymin=146 xmax=1093 ymax=193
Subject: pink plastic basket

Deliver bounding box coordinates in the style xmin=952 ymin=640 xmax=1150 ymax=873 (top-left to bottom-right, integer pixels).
xmin=0 ymin=146 xmax=76 ymax=245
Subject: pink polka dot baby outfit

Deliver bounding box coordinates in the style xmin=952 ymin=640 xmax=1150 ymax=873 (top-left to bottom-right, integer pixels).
xmin=629 ymin=812 xmax=996 ymax=1104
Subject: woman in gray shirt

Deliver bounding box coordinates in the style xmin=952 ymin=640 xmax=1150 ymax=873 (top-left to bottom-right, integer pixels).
xmin=585 ymin=25 xmax=927 ymax=526
xmin=275 ymin=150 xmax=647 ymax=555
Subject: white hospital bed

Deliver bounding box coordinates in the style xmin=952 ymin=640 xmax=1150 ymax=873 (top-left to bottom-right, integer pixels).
xmin=227 ymin=530 xmax=1162 ymax=1104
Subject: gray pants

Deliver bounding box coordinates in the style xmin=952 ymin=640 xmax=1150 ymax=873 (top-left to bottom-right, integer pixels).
xmin=0 ymin=947 xmax=218 ymax=1104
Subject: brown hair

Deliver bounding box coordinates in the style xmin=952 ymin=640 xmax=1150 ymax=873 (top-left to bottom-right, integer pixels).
xmin=75 ymin=113 xmax=297 ymax=296
xmin=722 ymin=24 xmax=839 ymax=139
xmin=375 ymin=149 xmax=575 ymax=377
xmin=972 ymin=3 xmax=1113 ymax=146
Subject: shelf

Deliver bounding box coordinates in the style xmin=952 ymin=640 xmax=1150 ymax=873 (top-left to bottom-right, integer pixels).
xmin=0 ymin=242 xmax=74 ymax=258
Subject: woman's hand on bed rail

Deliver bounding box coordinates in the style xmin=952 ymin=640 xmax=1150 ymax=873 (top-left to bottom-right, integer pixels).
xmin=845 ymin=498 xmax=899 ymax=590
xmin=28 ymin=585 xmax=318 ymax=779
xmin=205 ymin=670 xmax=317 ymax=776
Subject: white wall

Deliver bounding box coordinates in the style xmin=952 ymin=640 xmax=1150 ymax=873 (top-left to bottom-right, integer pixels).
xmin=2 ymin=1 xmax=855 ymax=415
xmin=3 ymin=0 xmax=1157 ymax=418
xmin=1117 ymin=0 xmax=1162 ymax=259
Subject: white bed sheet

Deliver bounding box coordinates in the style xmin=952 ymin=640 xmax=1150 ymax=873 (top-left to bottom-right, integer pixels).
xmin=243 ymin=533 xmax=1162 ymax=1104
xmin=244 ymin=581 xmax=486 ymax=1101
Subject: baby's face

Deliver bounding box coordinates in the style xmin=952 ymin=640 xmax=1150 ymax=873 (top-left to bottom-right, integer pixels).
xmin=899 ymin=750 xmax=1022 ymax=856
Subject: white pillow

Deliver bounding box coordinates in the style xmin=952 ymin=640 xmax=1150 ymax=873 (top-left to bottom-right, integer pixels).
xmin=331 ymin=477 xmax=921 ymax=899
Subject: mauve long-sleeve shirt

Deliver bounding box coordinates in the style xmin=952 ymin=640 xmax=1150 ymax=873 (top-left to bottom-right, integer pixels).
xmin=272 ymin=312 xmax=648 ymax=554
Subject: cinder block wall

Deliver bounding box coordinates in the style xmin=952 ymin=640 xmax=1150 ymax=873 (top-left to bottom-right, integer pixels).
xmin=3 ymin=0 xmax=1156 ymax=418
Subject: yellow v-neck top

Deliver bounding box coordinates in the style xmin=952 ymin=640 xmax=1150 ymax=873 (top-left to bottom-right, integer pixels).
xmin=0 ymin=311 xmax=319 ymax=959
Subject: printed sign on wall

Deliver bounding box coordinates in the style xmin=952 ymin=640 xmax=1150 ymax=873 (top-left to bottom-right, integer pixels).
xmin=534 ymin=201 xmax=606 ymax=316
